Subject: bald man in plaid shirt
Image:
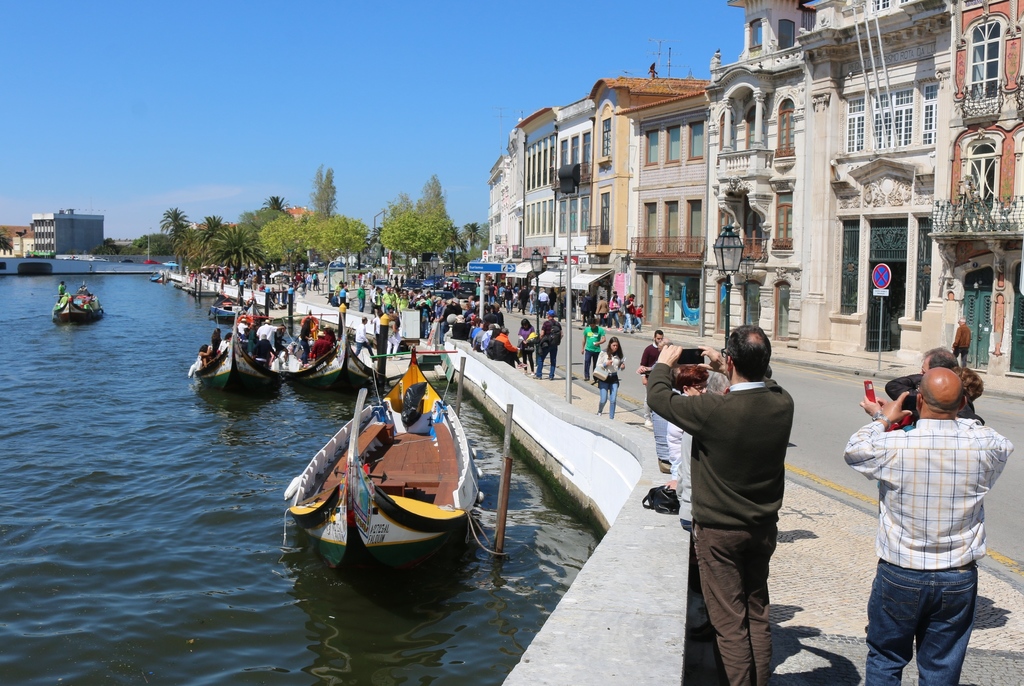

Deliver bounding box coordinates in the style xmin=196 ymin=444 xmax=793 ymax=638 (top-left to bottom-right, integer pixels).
xmin=844 ymin=367 xmax=1012 ymax=686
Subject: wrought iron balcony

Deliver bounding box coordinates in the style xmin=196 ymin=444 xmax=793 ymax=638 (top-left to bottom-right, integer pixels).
xmin=958 ymin=82 xmax=1003 ymax=119
xmin=932 ymin=196 xmax=1024 ymax=234
xmin=587 ymin=224 xmax=611 ymax=246
xmin=631 ymin=235 xmax=705 ymax=261
xmin=743 ymin=237 xmax=769 ymax=262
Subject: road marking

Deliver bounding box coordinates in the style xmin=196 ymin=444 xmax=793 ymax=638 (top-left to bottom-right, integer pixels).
xmin=786 ymin=464 xmax=1024 ymax=578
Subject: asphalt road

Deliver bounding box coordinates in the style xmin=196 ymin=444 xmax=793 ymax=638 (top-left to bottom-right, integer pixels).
xmin=552 ymin=323 xmax=1024 ymax=575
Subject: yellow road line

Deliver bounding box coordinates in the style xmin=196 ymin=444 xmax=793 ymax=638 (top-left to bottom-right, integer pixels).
xmin=785 ymin=464 xmax=1024 ymax=578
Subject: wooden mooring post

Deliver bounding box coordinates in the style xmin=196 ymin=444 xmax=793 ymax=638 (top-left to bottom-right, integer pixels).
xmin=494 ymin=403 xmax=514 ymax=554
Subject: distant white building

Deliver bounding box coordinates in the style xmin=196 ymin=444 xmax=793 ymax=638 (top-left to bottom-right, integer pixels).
xmin=31 ymin=209 xmax=104 ymax=255
xmin=487 ymin=154 xmax=513 ymax=260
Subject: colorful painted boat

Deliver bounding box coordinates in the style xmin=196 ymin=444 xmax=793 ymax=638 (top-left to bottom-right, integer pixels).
xmin=232 ymin=328 xmax=282 ymax=391
xmin=193 ymin=343 xmax=236 ymax=390
xmin=285 ymin=353 xmax=480 ymax=568
xmin=280 ymin=326 xmax=375 ymax=391
xmin=52 ymin=285 xmax=103 ymax=323
xmin=149 ymin=273 xmax=164 ymax=283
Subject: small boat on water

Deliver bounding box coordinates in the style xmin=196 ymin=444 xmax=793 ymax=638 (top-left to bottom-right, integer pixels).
xmin=232 ymin=321 xmax=282 ymax=391
xmin=150 ymin=273 xmax=165 ymax=283
xmin=279 ymin=327 xmax=374 ymax=391
xmin=53 ymin=284 xmax=103 ymax=324
xmin=284 ymin=352 xmax=480 ymax=568
xmin=192 ymin=342 xmax=236 ymax=390
xmin=209 ymin=295 xmax=245 ymax=323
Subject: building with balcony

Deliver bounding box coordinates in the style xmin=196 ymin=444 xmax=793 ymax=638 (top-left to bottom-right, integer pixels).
xmin=31 ymin=209 xmax=104 ymax=255
xmin=927 ymin=0 xmax=1024 ymax=376
xmin=488 ymin=153 xmax=515 ymax=260
xmin=706 ymin=0 xmax=816 ymax=344
xmin=623 ymin=82 xmax=711 ymax=331
xmin=553 ymin=98 xmax=595 ymax=269
xmin=516 ymin=108 xmax=558 ymax=262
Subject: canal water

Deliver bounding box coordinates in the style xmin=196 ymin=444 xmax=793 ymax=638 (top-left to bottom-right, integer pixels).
xmin=0 ymin=275 xmax=598 ymax=685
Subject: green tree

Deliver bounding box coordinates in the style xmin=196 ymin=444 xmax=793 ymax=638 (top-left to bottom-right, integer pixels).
xmin=315 ymin=214 xmax=368 ymax=260
xmin=310 ymin=165 xmax=337 ymax=218
xmin=260 ymin=215 xmax=309 ymax=268
xmin=213 ymin=224 xmax=265 ymax=272
xmin=160 ymin=207 xmax=191 ymax=262
xmin=263 ymin=196 xmax=288 ymax=212
xmin=461 ymin=222 xmax=483 ymax=251
xmin=91 ymin=238 xmax=121 ymax=255
xmin=0 ymin=227 xmax=12 ymax=253
xmin=237 ymin=207 xmax=285 ymax=234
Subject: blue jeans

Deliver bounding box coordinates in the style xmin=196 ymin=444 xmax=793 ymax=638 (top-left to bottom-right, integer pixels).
xmin=622 ymin=313 xmax=633 ymax=332
xmin=866 ymin=560 xmax=978 ymax=686
xmin=597 ymin=378 xmax=618 ymax=418
xmin=583 ymin=349 xmax=599 ymax=380
xmin=651 ymin=412 xmax=670 ymax=463
xmin=535 ymin=346 xmax=557 ymax=380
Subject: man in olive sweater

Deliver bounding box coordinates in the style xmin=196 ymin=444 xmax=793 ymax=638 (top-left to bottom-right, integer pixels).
xmin=647 ymin=325 xmax=794 ymax=686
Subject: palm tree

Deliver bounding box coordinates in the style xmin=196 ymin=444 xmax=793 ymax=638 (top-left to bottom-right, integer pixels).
xmin=160 ymin=208 xmax=190 ymax=262
xmin=0 ymin=228 xmax=12 ymax=253
xmin=263 ymin=196 xmax=288 ymax=212
xmin=461 ymin=222 xmax=483 ymax=252
xmin=213 ymin=224 xmax=265 ymax=273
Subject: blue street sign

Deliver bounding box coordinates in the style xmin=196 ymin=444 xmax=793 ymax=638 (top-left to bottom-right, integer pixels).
xmin=871 ymin=263 xmax=892 ymax=290
xmin=468 ymin=261 xmax=517 ymax=274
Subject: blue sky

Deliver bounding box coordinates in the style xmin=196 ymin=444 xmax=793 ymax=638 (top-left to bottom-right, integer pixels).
xmin=0 ymin=1 xmax=739 ymax=238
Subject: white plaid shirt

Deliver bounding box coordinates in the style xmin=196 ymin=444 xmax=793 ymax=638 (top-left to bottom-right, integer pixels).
xmin=844 ymin=418 xmax=1012 ymax=570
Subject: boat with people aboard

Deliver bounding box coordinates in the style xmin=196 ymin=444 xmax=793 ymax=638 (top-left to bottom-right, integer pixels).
xmin=279 ymin=324 xmax=375 ymax=391
xmin=231 ymin=314 xmax=282 ymax=391
xmin=52 ymin=283 xmax=103 ymax=323
xmin=191 ymin=338 xmax=236 ymax=390
xmin=284 ymin=351 xmax=481 ymax=568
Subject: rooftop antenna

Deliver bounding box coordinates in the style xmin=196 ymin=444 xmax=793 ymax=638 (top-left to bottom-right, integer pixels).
xmin=648 ymin=38 xmax=678 ymax=77
xmin=665 ymin=47 xmax=691 ymax=79
xmin=493 ymin=106 xmax=510 ymax=155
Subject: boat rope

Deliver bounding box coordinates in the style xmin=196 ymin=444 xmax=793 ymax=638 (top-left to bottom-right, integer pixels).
xmin=468 ymin=512 xmax=505 ymax=557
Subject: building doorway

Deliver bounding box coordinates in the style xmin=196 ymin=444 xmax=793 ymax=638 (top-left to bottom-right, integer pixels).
xmin=1012 ymin=264 xmax=1024 ymax=373
xmin=866 ymin=219 xmax=908 ymax=352
xmin=964 ymin=267 xmax=993 ymax=368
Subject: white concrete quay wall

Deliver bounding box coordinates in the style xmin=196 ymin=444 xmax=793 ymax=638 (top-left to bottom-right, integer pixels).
xmin=448 ymin=343 xmax=642 ymax=526
xmin=443 ymin=342 xmax=691 ymax=685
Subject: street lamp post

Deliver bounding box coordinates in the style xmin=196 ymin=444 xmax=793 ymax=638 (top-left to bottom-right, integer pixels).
xmin=531 ymin=249 xmax=545 ymax=335
xmin=713 ymin=224 xmax=744 ymax=342
xmin=429 ymin=254 xmax=439 ymax=280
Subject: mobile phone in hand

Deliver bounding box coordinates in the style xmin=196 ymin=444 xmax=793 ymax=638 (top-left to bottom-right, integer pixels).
xmin=678 ymin=349 xmax=704 ymax=365
xmin=864 ymin=380 xmax=876 ymax=403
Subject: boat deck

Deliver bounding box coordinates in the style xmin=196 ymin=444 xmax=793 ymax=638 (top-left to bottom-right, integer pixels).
xmin=368 ymin=427 xmax=459 ymax=507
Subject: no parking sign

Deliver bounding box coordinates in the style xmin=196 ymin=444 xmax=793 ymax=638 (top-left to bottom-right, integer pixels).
xmin=872 ymin=263 xmax=891 ymax=297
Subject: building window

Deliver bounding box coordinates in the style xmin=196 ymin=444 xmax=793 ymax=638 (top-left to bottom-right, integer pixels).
xmin=872 ymin=0 xmax=891 ymax=9
xmin=776 ymin=193 xmax=793 ymax=241
xmin=569 ymin=198 xmax=578 ymax=235
xmin=777 ymin=99 xmax=795 ymax=156
xmin=646 ymin=130 xmax=660 ymax=165
xmin=602 ymin=119 xmax=612 ymax=157
xmin=689 ymin=122 xmax=704 ymax=159
xmin=967 ymin=141 xmax=999 ymax=200
xmin=687 ymin=199 xmax=702 ymax=238
xmin=841 ymin=219 xmax=860 ymax=315
xmin=664 ymin=274 xmax=701 ymax=327
xmin=667 ymin=126 xmax=681 ymax=162
xmin=543 ymin=144 xmax=550 ymax=186
xmin=666 ymin=201 xmax=679 ymax=237
xmin=915 ymin=218 xmax=932 ymax=320
xmin=560 ymin=139 xmax=569 ymax=167
xmin=744 ymin=281 xmax=761 ymax=326
xmin=571 ymin=136 xmax=580 ymax=165
xmin=559 ymin=199 xmax=567 ymax=235
xmin=581 ymin=196 xmax=590 ymax=232
xmin=750 ymin=20 xmax=762 ymax=49
xmin=775 ymin=283 xmax=790 ymax=339
xmin=600 ymin=193 xmax=611 ymax=244
xmin=873 ymin=89 xmax=913 ymax=149
xmin=922 ymin=84 xmax=938 ymax=146
xmin=645 ymin=203 xmax=658 ymax=238
xmin=847 ymin=98 xmax=865 ymax=153
xmin=779 ymin=19 xmax=795 ymax=49
xmin=583 ymin=132 xmax=592 ymax=163
xmin=970 ymin=21 xmax=1002 ymax=100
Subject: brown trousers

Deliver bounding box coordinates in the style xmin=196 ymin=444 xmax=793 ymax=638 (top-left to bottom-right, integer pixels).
xmin=693 ymin=521 xmax=778 ymax=686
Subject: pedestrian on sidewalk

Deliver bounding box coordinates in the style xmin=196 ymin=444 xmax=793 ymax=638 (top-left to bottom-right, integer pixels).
xmin=534 ymin=310 xmax=561 ymax=380
xmin=637 ymin=329 xmax=664 ymax=428
xmin=517 ymin=318 xmax=536 ymax=374
xmin=647 ymin=326 xmax=794 ymax=686
xmin=595 ymin=338 xmax=625 ymax=418
xmin=844 ymin=367 xmax=1012 ymax=686
xmin=952 ymin=317 xmax=971 ymax=367
xmin=581 ymin=317 xmax=606 ymax=382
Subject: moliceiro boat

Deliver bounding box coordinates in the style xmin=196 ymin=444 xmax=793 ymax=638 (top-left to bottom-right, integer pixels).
xmin=284 ymin=353 xmax=481 ymax=568
xmin=278 ymin=327 xmax=374 ymax=391
xmin=53 ymin=284 xmax=103 ymax=323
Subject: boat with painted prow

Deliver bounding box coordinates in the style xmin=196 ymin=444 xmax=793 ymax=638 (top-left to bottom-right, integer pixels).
xmin=52 ymin=284 xmax=103 ymax=323
xmin=279 ymin=327 xmax=374 ymax=391
xmin=285 ymin=352 xmax=480 ymax=568
xmin=192 ymin=342 xmax=236 ymax=390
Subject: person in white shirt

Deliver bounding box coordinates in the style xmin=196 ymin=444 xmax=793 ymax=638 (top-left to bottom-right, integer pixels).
xmin=256 ymin=320 xmax=276 ymax=345
xmin=354 ymin=317 xmax=369 ymax=355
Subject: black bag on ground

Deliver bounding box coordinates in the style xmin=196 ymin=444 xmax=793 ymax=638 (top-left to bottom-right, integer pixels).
xmin=642 ymin=485 xmax=680 ymax=514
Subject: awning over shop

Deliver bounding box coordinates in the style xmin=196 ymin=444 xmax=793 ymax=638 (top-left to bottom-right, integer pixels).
xmin=571 ymin=269 xmax=612 ymax=290
xmin=537 ymin=266 xmax=576 ymax=288
xmin=507 ymin=261 xmax=534 ymax=279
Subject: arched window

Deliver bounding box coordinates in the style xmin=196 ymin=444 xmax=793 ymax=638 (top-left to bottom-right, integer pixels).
xmin=967 ymin=141 xmax=999 ymax=200
xmin=775 ymin=193 xmax=793 ymax=249
xmin=778 ymin=20 xmax=795 ymax=49
xmin=777 ymin=99 xmax=795 ymax=157
xmin=970 ymin=21 xmax=1002 ymax=100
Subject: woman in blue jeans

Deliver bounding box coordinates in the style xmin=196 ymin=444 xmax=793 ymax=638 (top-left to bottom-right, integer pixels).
xmin=596 ymin=337 xmax=625 ymax=418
